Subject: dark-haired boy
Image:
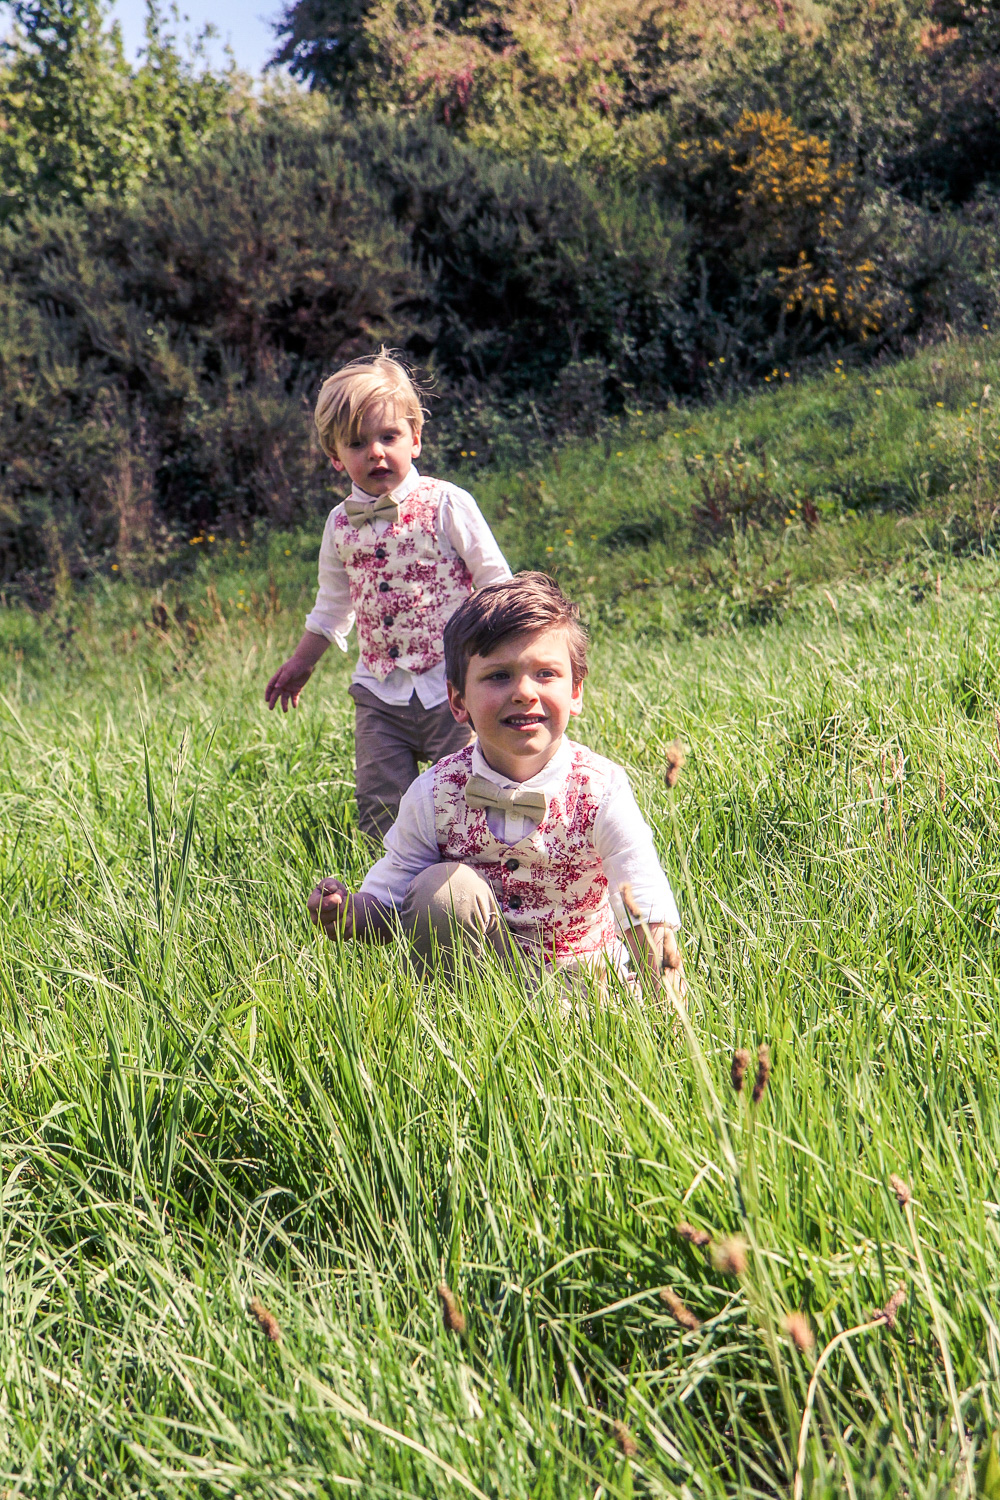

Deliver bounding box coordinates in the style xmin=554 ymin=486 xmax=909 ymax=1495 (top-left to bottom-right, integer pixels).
xmin=307 ymin=573 xmax=684 ymax=993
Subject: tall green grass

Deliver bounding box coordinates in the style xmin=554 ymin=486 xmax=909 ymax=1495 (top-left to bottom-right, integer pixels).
xmin=3 ymin=339 xmax=1000 ymax=1496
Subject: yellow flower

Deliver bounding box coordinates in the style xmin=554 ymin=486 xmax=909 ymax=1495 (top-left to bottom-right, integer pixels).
xmin=545 ymin=546 xmax=554 ymax=553
xmin=616 ymin=451 xmax=623 ymax=456
xmin=111 ymin=563 xmax=119 ymax=571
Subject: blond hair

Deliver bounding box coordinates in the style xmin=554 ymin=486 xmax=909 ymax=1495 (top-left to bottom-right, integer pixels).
xmin=314 ymin=349 xmax=426 ymax=457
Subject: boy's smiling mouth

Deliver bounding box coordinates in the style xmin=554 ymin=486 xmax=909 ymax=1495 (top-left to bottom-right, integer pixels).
xmin=502 ymin=712 xmax=547 ymax=730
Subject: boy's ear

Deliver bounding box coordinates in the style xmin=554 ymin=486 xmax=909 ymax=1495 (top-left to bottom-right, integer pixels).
xmin=447 ymin=680 xmax=472 ymax=726
xmin=330 ymin=454 xmax=346 ymax=473
xmin=410 ymin=426 xmax=423 ymax=459
xmin=568 ymin=680 xmax=584 ymax=718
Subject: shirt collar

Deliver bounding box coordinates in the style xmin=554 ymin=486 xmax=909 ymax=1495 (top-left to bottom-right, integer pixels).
xmin=350 ymin=464 xmax=420 ymax=506
xmin=470 ymin=737 xmax=573 ymax=791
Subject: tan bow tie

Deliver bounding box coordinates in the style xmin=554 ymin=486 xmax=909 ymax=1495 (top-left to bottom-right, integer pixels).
xmin=344 ymin=492 xmax=399 ymax=528
xmin=465 ymin=775 xmax=547 ymax=820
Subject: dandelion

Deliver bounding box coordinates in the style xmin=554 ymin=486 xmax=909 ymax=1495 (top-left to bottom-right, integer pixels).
xmin=783 ymin=1312 xmax=814 ymax=1351
xmin=437 ymin=1283 xmax=466 ymax=1335
xmin=712 ymin=1236 xmax=748 ymax=1277
xmin=879 ymin=1285 xmax=907 ymax=1328
xmin=660 ymin=1287 xmax=700 ymax=1329
xmin=248 ymin=1296 xmax=282 ymax=1342
xmin=889 ymin=1173 xmax=912 ymax=1207
xmin=752 ymin=1043 xmax=771 ymax=1104
xmin=664 ymin=740 xmax=686 ymax=788
xmin=676 ymin=1220 xmax=712 ymax=1248
xmin=731 ymin=1048 xmax=751 ymax=1092
xmin=612 ymin=1420 xmax=637 ymax=1458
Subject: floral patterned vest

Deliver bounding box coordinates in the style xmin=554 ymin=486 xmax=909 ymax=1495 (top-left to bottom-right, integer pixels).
xmin=432 ymin=743 xmax=619 ymax=965
xmin=332 ymin=478 xmax=474 ymax=681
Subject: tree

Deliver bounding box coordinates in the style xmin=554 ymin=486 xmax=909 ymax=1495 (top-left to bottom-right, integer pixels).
xmin=0 ymin=0 xmax=235 ymax=221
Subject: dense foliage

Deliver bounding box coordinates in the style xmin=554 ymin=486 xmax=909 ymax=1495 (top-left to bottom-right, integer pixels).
xmin=2 ymin=0 xmax=1000 ymax=588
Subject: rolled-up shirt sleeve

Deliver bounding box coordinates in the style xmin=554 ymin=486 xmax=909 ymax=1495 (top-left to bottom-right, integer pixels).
xmin=440 ymin=488 xmax=511 ymax=587
xmin=594 ymin=770 xmax=681 ymax=931
xmin=304 ymin=508 xmax=355 ymax=648
xmin=359 ymin=769 xmax=440 ymax=908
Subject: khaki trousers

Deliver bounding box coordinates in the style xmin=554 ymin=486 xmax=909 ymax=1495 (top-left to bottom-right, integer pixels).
xmin=350 ymin=684 xmax=474 ymax=839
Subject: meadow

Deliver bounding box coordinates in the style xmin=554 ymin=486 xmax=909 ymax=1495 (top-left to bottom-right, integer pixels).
xmin=3 ymin=336 xmax=1000 ymax=1497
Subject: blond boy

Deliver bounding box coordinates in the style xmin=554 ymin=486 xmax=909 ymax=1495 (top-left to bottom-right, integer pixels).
xmin=307 ymin=574 xmax=685 ymax=996
xmin=265 ymin=352 xmax=511 ymax=837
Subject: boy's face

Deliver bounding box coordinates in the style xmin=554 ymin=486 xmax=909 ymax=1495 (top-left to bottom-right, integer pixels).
xmin=448 ymin=627 xmax=583 ymax=782
xmin=330 ymin=402 xmax=421 ymax=495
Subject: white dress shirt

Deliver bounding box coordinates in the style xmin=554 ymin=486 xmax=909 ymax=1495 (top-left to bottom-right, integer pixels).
xmin=360 ymin=739 xmax=680 ymax=965
xmin=304 ymin=466 xmax=511 ymax=708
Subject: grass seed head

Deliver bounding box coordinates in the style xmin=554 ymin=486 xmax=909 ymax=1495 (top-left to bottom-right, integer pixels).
xmin=939 ymin=767 xmax=946 ymax=807
xmin=676 ymin=1220 xmax=712 ymax=1248
xmin=248 ymin=1296 xmax=282 ymax=1343
xmin=437 ymin=1283 xmax=466 ymax=1335
xmin=619 ymin=882 xmax=642 ymax=923
xmin=731 ymin=1048 xmax=751 ymax=1092
xmin=660 ymin=1287 xmax=700 ymax=1329
xmin=880 ymin=1285 xmax=907 ymax=1328
xmin=664 ymin=740 xmax=687 ymax=789
xmin=711 ymin=1235 xmax=748 ymax=1277
xmin=889 ymin=1173 xmax=912 ymax=1207
xmin=751 ymin=1044 xmax=771 ymax=1104
xmin=782 ymin=1311 xmax=814 ymax=1351
xmin=612 ymin=1419 xmax=638 ymax=1458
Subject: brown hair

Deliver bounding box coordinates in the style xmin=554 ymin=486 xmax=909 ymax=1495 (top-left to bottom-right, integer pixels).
xmin=444 ymin=573 xmax=589 ymax=692
xmin=314 ymin=348 xmax=426 ymax=457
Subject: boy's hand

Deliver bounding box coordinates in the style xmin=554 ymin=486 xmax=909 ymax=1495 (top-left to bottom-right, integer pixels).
xmin=265 ymin=655 xmax=315 ymax=712
xmin=308 ymin=877 xmax=354 ymax=939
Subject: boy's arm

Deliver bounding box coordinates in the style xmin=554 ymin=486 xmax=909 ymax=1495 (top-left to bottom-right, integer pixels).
xmin=592 ymin=772 xmax=685 ymax=998
xmin=266 ymin=510 xmax=354 ymax=710
xmin=308 ymin=772 xmax=442 ymax=942
xmin=439 ymin=488 xmax=512 ymax=586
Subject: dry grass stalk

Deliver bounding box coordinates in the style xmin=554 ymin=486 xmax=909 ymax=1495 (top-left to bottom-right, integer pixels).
xmin=248 ymin=1296 xmax=282 ymax=1343
xmin=936 ymin=572 xmax=942 ymax=599
xmin=782 ymin=1311 xmax=814 ymax=1352
xmin=660 ymin=1287 xmax=700 ymax=1329
xmin=664 ymin=740 xmax=687 ymax=789
xmin=878 ymin=1285 xmax=907 ymax=1329
xmin=939 ymin=767 xmax=947 ymax=807
xmin=889 ymin=1173 xmax=912 ymax=1207
xmin=711 ymin=1236 xmax=748 ymax=1277
xmin=676 ymin=1220 xmax=712 ymax=1248
xmin=612 ymin=1420 xmax=637 ymax=1458
xmin=751 ymin=1044 xmax=771 ymax=1104
xmin=731 ymin=1048 xmax=751 ymax=1092
xmin=864 ymin=769 xmax=876 ymax=802
xmin=437 ymin=1283 xmax=466 ymax=1336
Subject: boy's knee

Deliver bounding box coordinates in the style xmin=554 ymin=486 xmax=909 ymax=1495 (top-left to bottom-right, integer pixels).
xmin=403 ymin=862 xmax=492 ymax=935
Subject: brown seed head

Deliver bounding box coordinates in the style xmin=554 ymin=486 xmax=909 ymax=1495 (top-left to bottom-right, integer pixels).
xmin=731 ymin=1048 xmax=751 ymax=1093
xmin=660 ymin=1287 xmax=700 ymax=1329
xmin=664 ymin=741 xmax=687 ymax=789
xmin=751 ymin=1044 xmax=771 ymax=1104
xmin=936 ymin=572 xmax=942 ymax=599
xmin=619 ymin=882 xmax=642 ymax=923
xmin=879 ymin=1284 xmax=907 ymax=1329
xmin=612 ymin=1419 xmax=638 ymax=1458
xmin=248 ymin=1296 xmax=282 ymax=1343
xmin=939 ymin=767 xmax=946 ymax=807
xmin=711 ymin=1235 xmax=748 ymax=1277
xmin=782 ymin=1311 xmax=814 ymax=1351
xmin=889 ymin=1174 xmax=912 ymax=1208
xmin=437 ymin=1283 xmax=466 ymax=1336
xmin=676 ymin=1220 xmax=712 ymax=1249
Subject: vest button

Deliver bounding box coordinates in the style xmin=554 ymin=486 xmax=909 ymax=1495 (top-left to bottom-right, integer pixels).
xmin=379 ymin=581 xmax=390 ymax=592
xmin=504 ymin=858 xmax=519 ymax=872
xmin=388 ymin=646 xmax=400 ymax=659
xmin=383 ymin=614 xmax=394 ymax=627
xmin=375 ymin=547 xmax=387 ymax=559
xmin=507 ymin=894 xmax=522 ymax=910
